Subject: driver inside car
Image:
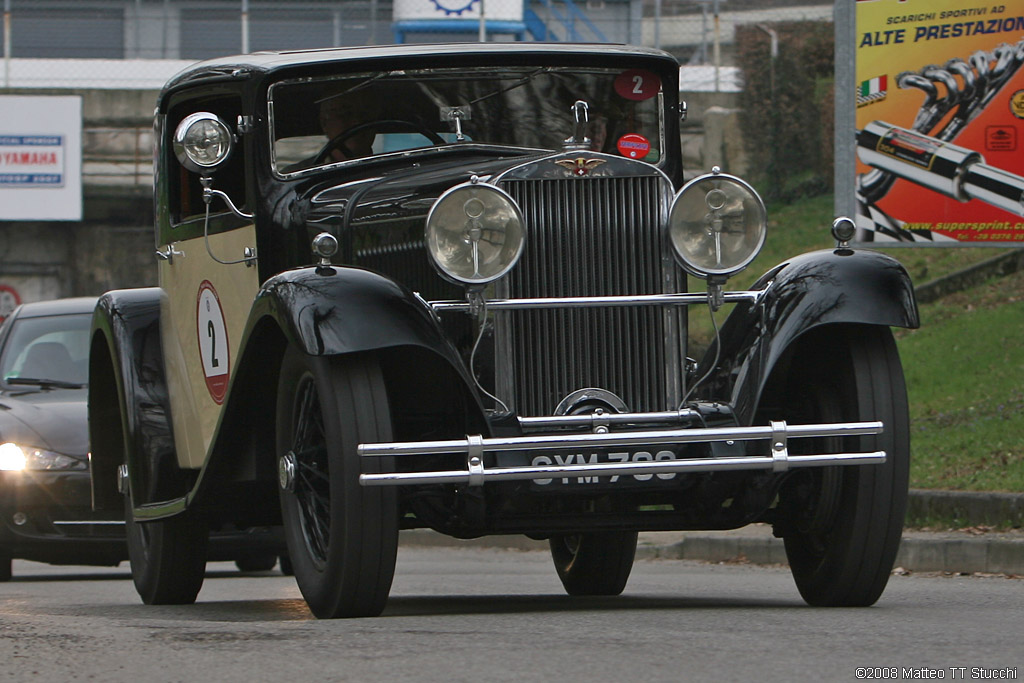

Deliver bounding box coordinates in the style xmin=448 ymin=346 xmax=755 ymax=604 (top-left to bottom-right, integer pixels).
xmin=317 ymin=95 xmax=377 ymax=162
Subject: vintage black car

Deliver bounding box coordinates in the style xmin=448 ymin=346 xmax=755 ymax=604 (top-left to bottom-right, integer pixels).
xmin=0 ymin=297 xmax=124 ymax=579
xmin=88 ymin=43 xmax=918 ymax=618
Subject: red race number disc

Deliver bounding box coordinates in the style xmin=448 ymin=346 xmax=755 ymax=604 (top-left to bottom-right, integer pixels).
xmin=614 ymin=70 xmax=661 ymax=101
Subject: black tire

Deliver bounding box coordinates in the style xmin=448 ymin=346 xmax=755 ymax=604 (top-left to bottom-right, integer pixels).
xmin=276 ymin=348 xmax=398 ymax=619
xmin=0 ymin=548 xmax=11 ymax=582
xmin=125 ymin=488 xmax=209 ymax=605
xmin=278 ymin=554 xmax=294 ymax=576
xmin=775 ymin=326 xmax=910 ymax=607
xmin=235 ymin=555 xmax=278 ymax=572
xmin=549 ymin=531 xmax=638 ymax=596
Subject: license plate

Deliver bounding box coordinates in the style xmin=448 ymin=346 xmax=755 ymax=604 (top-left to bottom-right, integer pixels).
xmin=529 ymin=450 xmax=681 ymax=487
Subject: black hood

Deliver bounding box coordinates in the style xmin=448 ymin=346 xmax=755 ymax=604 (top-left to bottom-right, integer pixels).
xmin=0 ymin=389 xmax=88 ymax=458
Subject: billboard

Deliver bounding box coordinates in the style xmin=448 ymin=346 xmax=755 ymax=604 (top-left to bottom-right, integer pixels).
xmin=0 ymin=96 xmax=82 ymax=221
xmin=854 ymin=0 xmax=1024 ymax=245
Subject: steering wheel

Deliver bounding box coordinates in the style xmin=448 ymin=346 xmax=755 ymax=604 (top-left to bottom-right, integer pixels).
xmin=315 ymin=119 xmax=446 ymax=164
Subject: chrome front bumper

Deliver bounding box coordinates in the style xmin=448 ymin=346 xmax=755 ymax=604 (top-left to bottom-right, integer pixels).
xmin=358 ymin=418 xmax=886 ymax=487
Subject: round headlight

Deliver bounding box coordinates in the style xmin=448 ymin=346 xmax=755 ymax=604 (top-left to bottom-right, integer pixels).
xmin=668 ymin=170 xmax=767 ymax=279
xmin=425 ymin=180 xmax=525 ymax=285
xmin=173 ymin=112 xmax=234 ymax=173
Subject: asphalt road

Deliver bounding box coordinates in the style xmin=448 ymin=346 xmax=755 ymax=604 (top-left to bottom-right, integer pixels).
xmin=1 ymin=545 xmax=1021 ymax=683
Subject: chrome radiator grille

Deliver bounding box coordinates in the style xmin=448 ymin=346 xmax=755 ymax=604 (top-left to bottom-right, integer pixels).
xmin=496 ymin=173 xmax=681 ymax=416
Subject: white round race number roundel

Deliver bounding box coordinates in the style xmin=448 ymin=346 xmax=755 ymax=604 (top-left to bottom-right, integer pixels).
xmin=196 ymin=281 xmax=229 ymax=404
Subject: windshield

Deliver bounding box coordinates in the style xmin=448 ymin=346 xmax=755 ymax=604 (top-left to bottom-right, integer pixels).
xmin=270 ymin=65 xmax=665 ymax=175
xmin=0 ymin=313 xmax=91 ymax=387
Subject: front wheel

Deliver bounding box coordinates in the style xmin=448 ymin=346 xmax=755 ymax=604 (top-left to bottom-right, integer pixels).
xmin=124 ymin=487 xmax=209 ymax=605
xmin=774 ymin=326 xmax=910 ymax=607
xmin=549 ymin=531 xmax=638 ymax=596
xmin=276 ymin=348 xmax=398 ymax=619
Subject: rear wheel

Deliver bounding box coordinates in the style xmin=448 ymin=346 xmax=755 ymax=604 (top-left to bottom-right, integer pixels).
xmin=774 ymin=326 xmax=909 ymax=607
xmin=276 ymin=348 xmax=398 ymax=619
xmin=125 ymin=487 xmax=209 ymax=604
xmin=549 ymin=531 xmax=638 ymax=596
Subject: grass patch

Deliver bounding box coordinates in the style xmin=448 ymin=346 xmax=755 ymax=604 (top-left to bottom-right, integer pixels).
xmin=897 ymin=271 xmax=1024 ymax=491
xmin=686 ymin=193 xmax=1024 ymax=492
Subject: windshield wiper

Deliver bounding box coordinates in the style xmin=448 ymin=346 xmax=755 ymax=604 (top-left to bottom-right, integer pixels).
xmin=6 ymin=377 xmax=85 ymax=390
xmin=467 ymin=67 xmax=553 ymax=107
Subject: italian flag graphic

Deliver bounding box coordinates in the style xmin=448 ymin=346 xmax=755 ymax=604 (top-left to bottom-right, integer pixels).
xmin=857 ymin=75 xmax=887 ymax=106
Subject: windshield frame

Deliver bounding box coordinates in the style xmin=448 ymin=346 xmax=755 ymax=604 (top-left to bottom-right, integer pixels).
xmin=267 ymin=64 xmax=669 ymax=179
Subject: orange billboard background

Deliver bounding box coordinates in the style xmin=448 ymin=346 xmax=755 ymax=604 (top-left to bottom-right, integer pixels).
xmin=855 ymin=0 xmax=1024 ymax=244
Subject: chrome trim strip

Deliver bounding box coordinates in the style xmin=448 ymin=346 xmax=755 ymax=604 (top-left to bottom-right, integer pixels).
xmin=360 ymin=450 xmax=887 ymax=487
xmin=358 ymin=420 xmax=883 ymax=457
xmin=430 ymin=291 xmax=761 ymax=313
xmin=519 ymin=408 xmax=699 ymax=430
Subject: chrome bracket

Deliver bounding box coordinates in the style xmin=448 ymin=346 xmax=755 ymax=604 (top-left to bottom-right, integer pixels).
xmin=770 ymin=420 xmax=789 ymax=472
xmin=466 ymin=435 xmax=485 ymax=487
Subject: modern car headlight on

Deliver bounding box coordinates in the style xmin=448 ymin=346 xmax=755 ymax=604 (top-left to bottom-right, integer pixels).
xmin=173 ymin=112 xmax=234 ymax=173
xmin=425 ymin=179 xmax=525 ymax=285
xmin=668 ymin=168 xmax=767 ymax=279
xmin=0 ymin=442 xmax=84 ymax=471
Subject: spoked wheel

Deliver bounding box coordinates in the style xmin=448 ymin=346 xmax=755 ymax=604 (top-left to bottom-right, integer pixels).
xmin=276 ymin=347 xmax=398 ymax=619
xmin=774 ymin=325 xmax=910 ymax=607
xmin=549 ymin=531 xmax=638 ymax=596
xmin=124 ymin=485 xmax=209 ymax=605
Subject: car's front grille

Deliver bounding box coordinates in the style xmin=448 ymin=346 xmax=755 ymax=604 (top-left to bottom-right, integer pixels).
xmin=496 ymin=173 xmax=681 ymax=415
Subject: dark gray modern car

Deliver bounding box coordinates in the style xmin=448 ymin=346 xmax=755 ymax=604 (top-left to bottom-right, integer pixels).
xmin=0 ymin=297 xmax=123 ymax=579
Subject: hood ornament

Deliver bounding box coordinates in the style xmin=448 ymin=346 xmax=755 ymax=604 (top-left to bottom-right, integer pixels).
xmin=555 ymin=157 xmax=606 ymax=177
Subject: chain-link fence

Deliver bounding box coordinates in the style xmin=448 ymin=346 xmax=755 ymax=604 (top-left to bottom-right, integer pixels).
xmin=0 ymin=0 xmax=835 ymax=190
xmin=0 ymin=1 xmax=830 ymax=69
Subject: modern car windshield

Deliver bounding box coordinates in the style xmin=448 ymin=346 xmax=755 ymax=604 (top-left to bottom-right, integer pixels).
xmin=0 ymin=313 xmax=91 ymax=387
xmin=270 ymin=65 xmax=665 ymax=174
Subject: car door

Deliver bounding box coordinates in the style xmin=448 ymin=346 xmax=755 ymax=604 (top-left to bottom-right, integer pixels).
xmin=157 ymin=94 xmax=259 ymax=469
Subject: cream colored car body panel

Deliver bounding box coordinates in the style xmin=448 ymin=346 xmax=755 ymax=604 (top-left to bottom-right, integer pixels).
xmin=158 ymin=224 xmax=259 ymax=469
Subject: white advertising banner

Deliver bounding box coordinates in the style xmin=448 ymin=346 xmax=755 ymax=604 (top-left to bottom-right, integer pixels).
xmin=393 ymin=0 xmax=524 ymax=23
xmin=0 ymin=95 xmax=82 ymax=221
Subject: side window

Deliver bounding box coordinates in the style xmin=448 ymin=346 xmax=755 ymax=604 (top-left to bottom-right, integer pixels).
xmin=167 ymin=95 xmax=248 ymax=225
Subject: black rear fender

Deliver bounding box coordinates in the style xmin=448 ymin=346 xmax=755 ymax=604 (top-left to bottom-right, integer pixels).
xmin=88 ymin=289 xmax=193 ymax=511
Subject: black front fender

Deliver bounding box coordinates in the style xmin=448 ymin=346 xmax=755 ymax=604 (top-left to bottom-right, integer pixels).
xmin=252 ymin=265 xmax=468 ymax=364
xmin=188 ymin=265 xmax=487 ymax=517
xmin=702 ymin=248 xmax=919 ymax=424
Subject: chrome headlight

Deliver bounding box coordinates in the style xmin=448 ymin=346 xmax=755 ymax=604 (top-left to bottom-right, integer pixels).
xmin=0 ymin=442 xmax=85 ymax=471
xmin=173 ymin=112 xmax=234 ymax=173
xmin=668 ymin=169 xmax=767 ymax=279
xmin=425 ymin=180 xmax=525 ymax=285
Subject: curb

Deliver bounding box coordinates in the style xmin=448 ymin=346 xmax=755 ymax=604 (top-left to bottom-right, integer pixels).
xmin=906 ymin=488 xmax=1024 ymax=529
xmin=633 ymin=528 xmax=1024 ymax=576
xmin=914 ymin=248 xmax=1024 ymax=304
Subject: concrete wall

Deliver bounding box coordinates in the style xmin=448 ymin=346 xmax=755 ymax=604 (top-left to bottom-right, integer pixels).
xmin=0 ymin=88 xmax=158 ymax=309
